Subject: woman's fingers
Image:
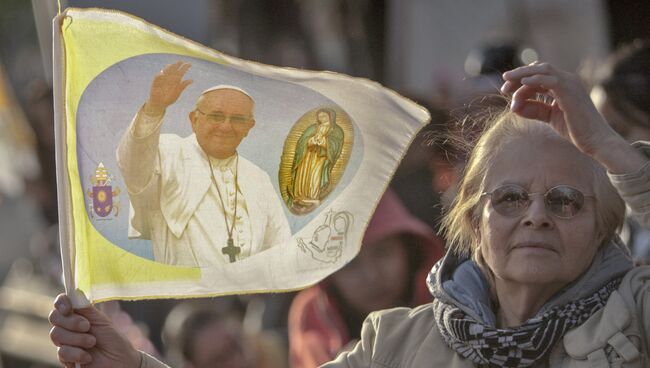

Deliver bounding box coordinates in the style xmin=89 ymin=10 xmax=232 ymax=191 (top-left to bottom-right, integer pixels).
xmin=521 ymin=74 xmax=558 ymax=90
xmin=501 ymin=74 xmax=557 ymax=95
xmin=502 ymin=62 xmax=557 ymax=81
xmin=510 ymin=99 xmax=553 ymax=122
xmin=500 ymin=61 xmax=635 ymax=170
xmin=510 ymin=83 xmax=548 ymax=109
xmin=49 ymin=308 xmax=91 ymax=332
xmin=57 ymin=345 xmax=93 ymax=365
xmin=50 ymin=325 xmax=96 ymax=348
xmin=50 ymin=294 xmax=97 ymax=365
xmin=500 ymin=80 xmax=520 ymax=94
xmin=502 ymin=62 xmax=559 ymax=91
xmin=50 ymin=294 xmax=93 ymax=337
xmin=53 ymin=294 xmax=73 ymax=316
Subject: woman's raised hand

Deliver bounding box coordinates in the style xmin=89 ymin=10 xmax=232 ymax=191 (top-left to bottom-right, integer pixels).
xmin=501 ymin=62 xmax=618 ymax=156
xmin=49 ymin=294 xmax=141 ymax=368
xmin=501 ymin=62 xmax=644 ymax=174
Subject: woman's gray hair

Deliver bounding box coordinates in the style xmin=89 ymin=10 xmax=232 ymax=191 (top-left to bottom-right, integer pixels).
xmin=440 ymin=111 xmax=626 ymax=263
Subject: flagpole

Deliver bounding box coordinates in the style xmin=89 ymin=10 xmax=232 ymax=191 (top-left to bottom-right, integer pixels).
xmin=52 ymin=12 xmax=89 ymax=368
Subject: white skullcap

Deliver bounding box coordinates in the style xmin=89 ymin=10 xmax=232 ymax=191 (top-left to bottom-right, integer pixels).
xmin=200 ymin=85 xmax=253 ymax=100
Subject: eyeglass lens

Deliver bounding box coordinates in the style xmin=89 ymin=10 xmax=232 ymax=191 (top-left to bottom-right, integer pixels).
xmin=200 ymin=111 xmax=250 ymax=125
xmin=489 ymin=185 xmax=585 ymax=219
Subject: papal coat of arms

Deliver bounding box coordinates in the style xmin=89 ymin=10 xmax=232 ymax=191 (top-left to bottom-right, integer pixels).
xmin=87 ymin=162 xmax=120 ymax=219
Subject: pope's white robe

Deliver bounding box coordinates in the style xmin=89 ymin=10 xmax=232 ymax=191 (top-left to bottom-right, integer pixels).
xmin=116 ymin=109 xmax=292 ymax=267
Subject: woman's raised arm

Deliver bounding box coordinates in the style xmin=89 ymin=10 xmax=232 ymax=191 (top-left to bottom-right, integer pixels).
xmin=501 ymin=62 xmax=646 ymax=175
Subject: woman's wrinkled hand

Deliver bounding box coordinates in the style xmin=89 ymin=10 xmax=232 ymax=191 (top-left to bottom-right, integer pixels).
xmin=501 ymin=61 xmax=622 ymax=158
xmin=49 ymin=294 xmax=142 ymax=368
xmin=500 ymin=62 xmax=647 ymax=174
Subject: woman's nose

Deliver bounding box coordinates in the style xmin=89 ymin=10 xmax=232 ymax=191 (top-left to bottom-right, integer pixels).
xmin=521 ymin=197 xmax=553 ymax=229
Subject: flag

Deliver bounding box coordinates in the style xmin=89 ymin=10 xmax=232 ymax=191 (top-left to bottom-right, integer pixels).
xmin=53 ymin=8 xmax=430 ymax=304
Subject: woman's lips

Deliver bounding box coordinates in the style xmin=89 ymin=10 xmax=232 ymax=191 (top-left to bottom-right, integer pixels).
xmin=511 ymin=241 xmax=557 ymax=253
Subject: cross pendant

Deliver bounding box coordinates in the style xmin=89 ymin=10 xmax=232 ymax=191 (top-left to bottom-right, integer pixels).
xmin=222 ymin=237 xmax=241 ymax=263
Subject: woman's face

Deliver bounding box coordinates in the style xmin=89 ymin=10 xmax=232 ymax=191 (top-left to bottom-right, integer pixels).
xmin=477 ymin=138 xmax=599 ymax=292
xmin=330 ymin=235 xmax=409 ymax=315
xmin=317 ymin=111 xmax=331 ymax=124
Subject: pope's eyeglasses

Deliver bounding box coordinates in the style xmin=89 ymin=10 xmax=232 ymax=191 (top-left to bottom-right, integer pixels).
xmin=195 ymin=109 xmax=252 ymax=126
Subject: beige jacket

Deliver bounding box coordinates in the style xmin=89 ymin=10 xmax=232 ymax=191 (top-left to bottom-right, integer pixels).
xmin=322 ymin=266 xmax=650 ymax=367
xmin=139 ymin=268 xmax=650 ymax=368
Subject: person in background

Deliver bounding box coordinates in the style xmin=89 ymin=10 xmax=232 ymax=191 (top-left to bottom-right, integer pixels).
xmin=590 ymin=39 xmax=650 ymax=261
xmin=288 ymin=189 xmax=445 ymax=368
xmin=390 ymin=99 xmax=449 ymax=231
xmin=161 ymin=300 xmax=287 ymax=368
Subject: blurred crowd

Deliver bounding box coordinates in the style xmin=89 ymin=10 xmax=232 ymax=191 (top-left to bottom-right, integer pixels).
xmin=0 ymin=1 xmax=649 ymax=367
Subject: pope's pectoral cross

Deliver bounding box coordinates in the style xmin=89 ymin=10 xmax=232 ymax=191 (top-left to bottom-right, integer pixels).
xmin=222 ymin=238 xmax=241 ymax=263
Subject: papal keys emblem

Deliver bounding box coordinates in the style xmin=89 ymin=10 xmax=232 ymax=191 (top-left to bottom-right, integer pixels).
xmin=87 ymin=162 xmax=121 ymax=219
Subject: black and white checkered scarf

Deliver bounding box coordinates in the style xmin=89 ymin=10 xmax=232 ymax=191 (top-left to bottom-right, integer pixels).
xmin=428 ymin=243 xmax=632 ymax=368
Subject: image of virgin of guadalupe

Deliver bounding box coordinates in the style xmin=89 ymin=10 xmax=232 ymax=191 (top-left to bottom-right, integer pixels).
xmin=288 ymin=108 xmax=344 ymax=214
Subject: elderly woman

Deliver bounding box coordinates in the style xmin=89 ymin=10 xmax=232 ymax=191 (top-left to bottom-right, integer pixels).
xmin=50 ymin=63 xmax=650 ymax=367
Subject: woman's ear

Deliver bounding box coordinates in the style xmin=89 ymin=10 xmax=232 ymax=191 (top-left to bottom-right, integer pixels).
xmin=469 ymin=224 xmax=482 ymax=259
xmin=473 ymin=216 xmax=482 ymax=245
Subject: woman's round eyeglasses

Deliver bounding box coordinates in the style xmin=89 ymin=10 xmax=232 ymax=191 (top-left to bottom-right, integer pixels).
xmin=481 ymin=184 xmax=595 ymax=219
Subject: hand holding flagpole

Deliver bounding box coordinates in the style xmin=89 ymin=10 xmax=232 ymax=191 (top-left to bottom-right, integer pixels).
xmin=49 ymin=294 xmax=143 ymax=367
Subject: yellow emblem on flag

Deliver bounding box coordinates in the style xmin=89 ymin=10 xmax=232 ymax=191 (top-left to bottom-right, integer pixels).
xmin=279 ymin=107 xmax=354 ymax=215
